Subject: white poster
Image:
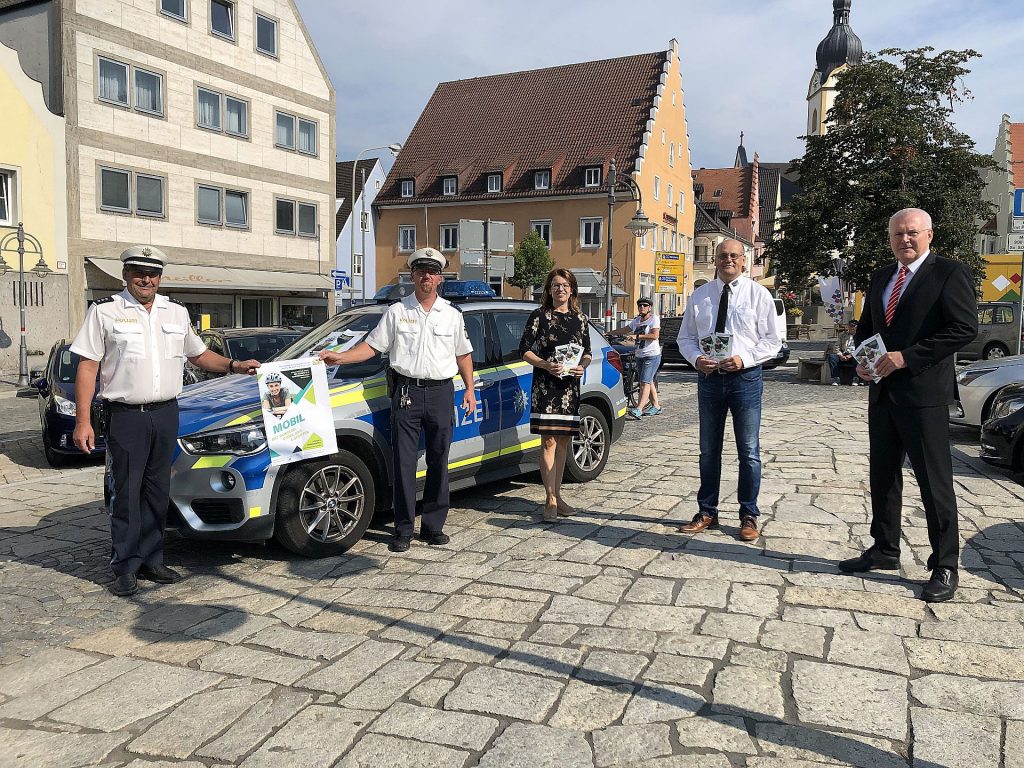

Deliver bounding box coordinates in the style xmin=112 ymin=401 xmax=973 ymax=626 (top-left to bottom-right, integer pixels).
xmin=258 ymin=359 xmax=338 ymax=466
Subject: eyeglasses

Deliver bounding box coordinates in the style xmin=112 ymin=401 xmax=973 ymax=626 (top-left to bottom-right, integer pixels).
xmin=715 ymin=253 xmax=743 ymax=262
xmin=551 ymin=283 xmax=572 ymax=291
xmin=413 ymin=267 xmax=441 ymax=276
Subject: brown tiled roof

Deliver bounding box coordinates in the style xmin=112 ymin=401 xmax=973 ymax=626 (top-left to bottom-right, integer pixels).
xmin=336 ymin=159 xmax=379 ymax=236
xmin=757 ymin=162 xmax=802 ymax=207
xmin=1010 ymin=123 xmax=1024 ymax=188
xmin=376 ymin=51 xmax=666 ymax=206
xmin=692 ymin=167 xmax=752 ymax=218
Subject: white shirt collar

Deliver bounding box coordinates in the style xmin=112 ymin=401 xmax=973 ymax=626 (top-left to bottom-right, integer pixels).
xmin=118 ymin=289 xmax=168 ymax=311
xmin=714 ymin=273 xmax=745 ymax=291
xmin=900 ymin=250 xmax=930 ymax=275
xmin=400 ymin=292 xmax=451 ymax=314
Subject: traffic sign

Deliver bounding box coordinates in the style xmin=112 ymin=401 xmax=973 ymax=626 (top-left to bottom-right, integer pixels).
xmin=459 ymin=219 xmax=515 ymax=252
xmin=656 ymin=274 xmax=681 ymax=294
xmin=334 ymin=276 xmax=351 ymax=290
xmin=1008 ymin=233 xmax=1024 ymax=253
xmin=330 ymin=269 xmax=347 ymax=279
xmin=1012 ymin=217 xmax=1024 ymax=233
xmin=1014 ymin=189 xmax=1024 ymax=218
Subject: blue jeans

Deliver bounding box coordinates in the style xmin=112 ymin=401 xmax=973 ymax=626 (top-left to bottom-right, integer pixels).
xmin=635 ymin=354 xmax=661 ymax=384
xmin=697 ymin=367 xmax=763 ymax=519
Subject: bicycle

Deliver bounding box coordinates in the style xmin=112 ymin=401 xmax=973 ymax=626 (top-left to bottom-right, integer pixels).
xmin=606 ymin=333 xmax=640 ymax=408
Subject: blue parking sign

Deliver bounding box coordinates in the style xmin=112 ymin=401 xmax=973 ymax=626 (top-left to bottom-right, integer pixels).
xmin=1014 ymin=189 xmax=1024 ymax=218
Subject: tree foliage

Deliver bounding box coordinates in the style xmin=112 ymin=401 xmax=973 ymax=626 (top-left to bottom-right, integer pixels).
xmin=508 ymin=230 xmax=554 ymax=298
xmin=768 ymin=47 xmax=995 ymax=292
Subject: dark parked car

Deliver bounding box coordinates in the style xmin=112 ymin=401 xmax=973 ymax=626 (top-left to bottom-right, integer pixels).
xmin=980 ymin=382 xmax=1024 ymax=472
xmin=32 ymin=341 xmax=105 ymax=467
xmin=185 ymin=327 xmax=304 ymax=384
xmin=658 ymin=314 xmax=790 ymax=370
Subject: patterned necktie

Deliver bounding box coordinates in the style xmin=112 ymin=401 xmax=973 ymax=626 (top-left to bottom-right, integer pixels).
xmin=715 ymin=284 xmax=731 ymax=333
xmin=884 ymin=265 xmax=908 ymax=326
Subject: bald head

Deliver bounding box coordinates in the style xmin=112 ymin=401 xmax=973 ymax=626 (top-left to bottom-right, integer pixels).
xmin=888 ymin=208 xmax=933 ymax=265
xmin=715 ymin=239 xmax=746 ymax=281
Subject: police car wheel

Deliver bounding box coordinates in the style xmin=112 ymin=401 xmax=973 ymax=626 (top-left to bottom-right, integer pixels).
xmin=274 ymin=450 xmax=376 ymax=557
xmin=564 ymin=403 xmax=609 ymax=483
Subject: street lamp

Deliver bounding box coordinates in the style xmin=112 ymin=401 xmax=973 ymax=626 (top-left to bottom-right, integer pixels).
xmin=351 ymin=142 xmax=402 ymax=303
xmin=0 ymin=222 xmax=52 ymax=386
xmin=605 ymin=158 xmax=656 ymax=329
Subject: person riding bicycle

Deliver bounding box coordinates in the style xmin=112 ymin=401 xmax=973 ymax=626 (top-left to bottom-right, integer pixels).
xmin=610 ymin=297 xmax=663 ymax=418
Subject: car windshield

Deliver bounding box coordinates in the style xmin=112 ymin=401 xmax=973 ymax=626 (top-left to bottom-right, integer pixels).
xmin=54 ymin=347 xmax=82 ymax=383
xmin=225 ymin=333 xmax=302 ymax=362
xmin=272 ymin=309 xmax=387 ymax=380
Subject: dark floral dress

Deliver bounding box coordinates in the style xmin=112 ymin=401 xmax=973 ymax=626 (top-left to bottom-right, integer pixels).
xmin=519 ymin=307 xmax=592 ymax=437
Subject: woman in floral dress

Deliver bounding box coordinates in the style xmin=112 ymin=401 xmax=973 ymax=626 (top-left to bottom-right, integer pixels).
xmin=519 ymin=268 xmax=592 ymax=522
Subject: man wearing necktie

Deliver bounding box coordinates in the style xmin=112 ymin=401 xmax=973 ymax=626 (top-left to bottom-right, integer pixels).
xmin=839 ymin=208 xmax=977 ymax=603
xmin=677 ymin=239 xmax=781 ymax=542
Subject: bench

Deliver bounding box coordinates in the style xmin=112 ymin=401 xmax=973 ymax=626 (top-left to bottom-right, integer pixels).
xmin=789 ymin=324 xmax=811 ymax=340
xmin=797 ymin=357 xmax=831 ymax=384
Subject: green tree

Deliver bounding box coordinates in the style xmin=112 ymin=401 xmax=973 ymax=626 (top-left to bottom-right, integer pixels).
xmin=508 ymin=230 xmax=554 ymax=299
xmin=768 ymin=47 xmax=995 ymax=292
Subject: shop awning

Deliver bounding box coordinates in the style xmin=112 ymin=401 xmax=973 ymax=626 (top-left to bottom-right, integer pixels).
xmin=87 ymin=258 xmax=332 ymax=293
xmin=757 ymin=275 xmax=776 ymax=288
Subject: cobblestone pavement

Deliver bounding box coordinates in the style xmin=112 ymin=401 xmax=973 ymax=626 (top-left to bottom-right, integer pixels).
xmin=2 ymin=368 xmax=1024 ymax=767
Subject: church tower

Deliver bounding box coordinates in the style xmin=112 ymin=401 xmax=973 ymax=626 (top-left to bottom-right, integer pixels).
xmin=807 ymin=0 xmax=863 ymax=137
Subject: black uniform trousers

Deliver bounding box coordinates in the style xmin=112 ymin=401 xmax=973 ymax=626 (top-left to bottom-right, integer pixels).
xmin=868 ymin=397 xmax=959 ymax=571
xmin=391 ymin=381 xmax=454 ymax=539
xmin=105 ymin=400 xmax=179 ymax=576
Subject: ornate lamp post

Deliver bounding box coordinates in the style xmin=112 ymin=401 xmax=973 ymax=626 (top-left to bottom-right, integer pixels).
xmin=0 ymin=223 xmax=52 ymax=386
xmin=351 ymin=143 xmax=402 ymax=303
xmin=605 ymin=158 xmax=656 ymax=329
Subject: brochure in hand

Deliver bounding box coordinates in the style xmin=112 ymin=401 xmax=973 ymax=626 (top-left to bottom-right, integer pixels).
xmin=553 ymin=342 xmax=584 ymax=378
xmin=699 ymin=333 xmax=733 ymax=361
xmin=853 ymin=333 xmax=887 ymax=383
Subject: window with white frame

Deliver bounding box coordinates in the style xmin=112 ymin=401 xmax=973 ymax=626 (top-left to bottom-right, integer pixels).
xmin=580 ymin=217 xmax=602 ymax=248
xmin=678 ymin=188 xmax=684 ymax=209
xmin=274 ymin=197 xmax=316 ymax=236
xmin=353 ymin=251 xmax=363 ymax=277
xmin=653 ymin=176 xmax=660 ymax=200
xmin=255 ymin=13 xmax=278 ymax=57
xmin=667 ymin=184 xmax=673 ymax=208
xmin=197 ymin=184 xmax=248 ymax=228
xmin=584 ymin=167 xmax=601 ymax=187
xmin=97 ymin=56 xmax=163 ymax=117
xmin=0 ymin=169 xmax=15 ymax=225
xmin=640 ymin=272 xmax=654 ymax=299
xmin=210 ymin=0 xmax=234 ymax=40
xmin=196 ymin=87 xmax=248 ymax=138
xmin=669 ymin=142 xmax=674 ymax=167
xmin=531 ymin=220 xmax=551 ymax=247
xmin=534 ymin=170 xmax=551 ymax=190
xmin=275 ymin=111 xmax=318 ymax=156
xmin=400 ymin=179 xmax=414 ymax=197
xmin=661 ymin=129 xmax=666 ymax=144
xmin=398 ymin=225 xmax=416 ymax=251
xmin=160 ymin=0 xmax=187 ymax=22
xmin=487 ymin=173 xmax=502 ymax=192
xmin=440 ymin=224 xmax=458 ymax=251
xmin=99 ymin=166 xmax=166 ymax=218
xmin=442 ymin=176 xmax=457 ymax=196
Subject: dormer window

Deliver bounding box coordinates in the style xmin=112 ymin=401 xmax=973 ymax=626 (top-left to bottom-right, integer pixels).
xmin=584 ymin=167 xmax=602 ymax=187
xmin=534 ymin=170 xmax=551 ymax=190
xmin=400 ymin=179 xmax=414 ymax=198
xmin=713 ymin=188 xmax=723 ymax=197
xmin=442 ymin=176 xmax=457 ymax=196
xmin=487 ymin=173 xmax=502 ymax=193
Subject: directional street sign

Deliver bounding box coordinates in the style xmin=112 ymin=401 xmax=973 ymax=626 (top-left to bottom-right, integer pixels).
xmin=330 ymin=269 xmax=346 ymax=278
xmin=1013 ymin=189 xmax=1024 ymax=218
xmin=1008 ymin=233 xmax=1024 ymax=253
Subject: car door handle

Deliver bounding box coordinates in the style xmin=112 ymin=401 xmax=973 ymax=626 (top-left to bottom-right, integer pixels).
xmin=474 ymin=380 xmax=496 ymax=390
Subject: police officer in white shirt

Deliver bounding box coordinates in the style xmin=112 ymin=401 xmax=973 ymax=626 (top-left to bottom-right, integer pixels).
xmin=677 ymin=239 xmax=780 ymax=542
xmin=71 ymin=246 xmax=260 ymax=596
xmin=319 ymin=247 xmax=475 ymax=552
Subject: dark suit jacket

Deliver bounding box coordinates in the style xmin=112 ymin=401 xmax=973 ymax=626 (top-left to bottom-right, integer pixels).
xmin=855 ymin=253 xmax=977 ymax=408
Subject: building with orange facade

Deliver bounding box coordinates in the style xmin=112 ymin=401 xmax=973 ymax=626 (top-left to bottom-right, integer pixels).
xmin=374 ymin=40 xmax=696 ymax=322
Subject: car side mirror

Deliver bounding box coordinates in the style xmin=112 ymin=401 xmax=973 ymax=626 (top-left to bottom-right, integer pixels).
xmin=30 ymin=368 xmax=44 ymax=384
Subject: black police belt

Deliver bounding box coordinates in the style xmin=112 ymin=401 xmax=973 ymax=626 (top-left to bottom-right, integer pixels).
xmin=389 ymin=370 xmax=452 ymax=388
xmin=106 ymin=398 xmax=177 ymax=412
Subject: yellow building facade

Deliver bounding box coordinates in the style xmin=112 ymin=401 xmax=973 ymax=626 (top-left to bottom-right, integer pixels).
xmin=0 ymin=40 xmax=68 ymax=373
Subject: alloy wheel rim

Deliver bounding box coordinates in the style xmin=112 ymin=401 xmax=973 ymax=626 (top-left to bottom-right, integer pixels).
xmin=298 ymin=465 xmax=364 ymax=543
xmin=573 ymin=415 xmax=606 ymax=471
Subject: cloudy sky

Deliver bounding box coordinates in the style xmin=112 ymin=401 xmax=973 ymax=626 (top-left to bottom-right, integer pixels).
xmin=295 ymin=0 xmax=1021 ymax=170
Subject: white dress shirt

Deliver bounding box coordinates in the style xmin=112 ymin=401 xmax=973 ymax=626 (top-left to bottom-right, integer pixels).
xmin=882 ymin=250 xmax=929 ymax=310
xmin=366 ymin=293 xmax=473 ymax=379
xmin=678 ymin=274 xmax=781 ymax=369
xmin=70 ymin=290 xmax=205 ymax=404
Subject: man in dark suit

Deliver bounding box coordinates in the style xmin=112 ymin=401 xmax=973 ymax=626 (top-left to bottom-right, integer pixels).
xmin=839 ymin=208 xmax=977 ymax=603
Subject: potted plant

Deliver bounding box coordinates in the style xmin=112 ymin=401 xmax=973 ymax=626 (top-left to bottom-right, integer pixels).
xmin=787 ymin=306 xmax=804 ymax=324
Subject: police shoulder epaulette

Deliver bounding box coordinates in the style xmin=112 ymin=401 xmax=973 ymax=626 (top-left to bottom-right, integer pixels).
xmin=93 ymin=296 xmax=115 ymax=305
xmin=167 ymin=297 xmax=187 ymax=307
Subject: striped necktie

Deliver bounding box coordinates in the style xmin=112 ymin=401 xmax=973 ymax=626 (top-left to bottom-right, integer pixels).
xmin=884 ymin=265 xmax=909 ymax=326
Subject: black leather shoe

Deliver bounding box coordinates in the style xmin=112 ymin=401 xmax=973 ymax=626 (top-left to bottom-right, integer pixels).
xmin=389 ymin=536 xmax=412 ymax=553
xmin=922 ymin=567 xmax=958 ymax=603
xmin=109 ymin=573 xmax=138 ymax=597
xmin=138 ymin=564 xmax=182 ymax=584
xmin=418 ymin=531 xmax=450 ymax=546
xmin=838 ymin=550 xmax=900 ymax=573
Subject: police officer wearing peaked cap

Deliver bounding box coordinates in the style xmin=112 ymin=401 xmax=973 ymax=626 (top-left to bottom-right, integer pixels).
xmin=71 ymin=245 xmax=261 ymax=597
xmin=319 ymin=247 xmax=475 ymax=552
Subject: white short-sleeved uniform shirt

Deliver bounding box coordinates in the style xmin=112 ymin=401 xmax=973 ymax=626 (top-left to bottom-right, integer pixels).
xmin=366 ymin=294 xmax=473 ymax=380
xmin=70 ymin=290 xmax=206 ymax=404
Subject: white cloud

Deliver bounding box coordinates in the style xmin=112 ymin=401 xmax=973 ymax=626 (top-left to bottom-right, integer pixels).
xmin=297 ymin=0 xmax=1022 ymax=168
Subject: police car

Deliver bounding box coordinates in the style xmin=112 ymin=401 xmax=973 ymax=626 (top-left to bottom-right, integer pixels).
xmin=168 ymin=299 xmax=628 ymax=557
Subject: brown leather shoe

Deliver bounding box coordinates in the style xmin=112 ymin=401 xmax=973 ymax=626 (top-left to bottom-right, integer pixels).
xmin=679 ymin=513 xmax=719 ymax=534
xmin=738 ymin=516 xmax=760 ymax=542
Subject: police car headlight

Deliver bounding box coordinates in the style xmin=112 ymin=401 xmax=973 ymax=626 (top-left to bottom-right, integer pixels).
xmin=53 ymin=395 xmax=76 ymax=416
xmin=179 ymin=425 xmax=267 ymax=456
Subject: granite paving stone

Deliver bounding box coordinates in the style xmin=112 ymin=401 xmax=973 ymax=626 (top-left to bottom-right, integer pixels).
xmin=497 ymin=640 xmax=583 ymax=678
xmin=2 ymin=727 xmax=128 ymax=768
xmin=407 ymin=677 xmax=456 ymax=707
xmin=643 ymin=653 xmax=714 ymax=687
xmin=183 ymin=611 xmax=278 ymax=644
xmin=754 ymin=723 xmax=908 ymax=768
xmin=541 ymin=595 xmax=617 ymax=625
xmin=828 ymin=628 xmax=910 ymax=675
xmin=759 ymin=619 xmax=827 ymax=657
xmin=340 ymin=660 xmax=436 ymax=710
xmin=297 ymin=640 xmax=405 ymax=694
xmin=712 ymin=666 xmax=785 ymax=720
xmin=0 ymin=656 xmax=145 ymax=721
xmin=0 ymin=648 xmax=98 ymax=697
xmin=910 ymin=707 xmax=1001 ymax=768
xmin=792 ymin=660 xmax=907 ymax=740
xmin=1006 ymin=719 xmax=1024 ymax=768
xmin=591 ymin=723 xmax=673 ymax=768
xmin=674 ymin=713 xmax=757 ymax=753
xmin=196 ymin=645 xmax=318 ymax=685
xmin=576 ymin=649 xmax=651 ymax=684
xmin=475 ymin=722 xmax=594 ymax=768
xmin=445 ymin=667 xmax=564 ymax=722
xmin=246 ymin=624 xmax=366 ymax=659
xmin=911 ymin=673 xmax=1024 ymax=719
xmin=337 ymin=733 xmax=470 ymax=767
xmin=905 ymin=638 xmax=1024 ymax=680
xmin=195 ymin=689 xmax=313 ymax=762
xmin=239 ymin=705 xmax=375 ymax=768
xmin=370 ymin=701 xmax=499 ymax=751
xmin=548 ymin=680 xmax=633 ymax=731
xmin=574 ymin=626 xmax=657 ymax=653
xmin=606 ymin=604 xmax=705 ymax=633
xmin=621 ymin=682 xmax=706 ymax=723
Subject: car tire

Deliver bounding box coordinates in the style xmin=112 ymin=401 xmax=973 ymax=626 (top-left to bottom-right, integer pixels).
xmin=565 ymin=403 xmax=610 ymax=483
xmin=274 ymin=449 xmax=376 ymax=558
xmin=42 ymin=431 xmax=71 ymax=468
xmin=983 ymin=343 xmax=1010 ymax=360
